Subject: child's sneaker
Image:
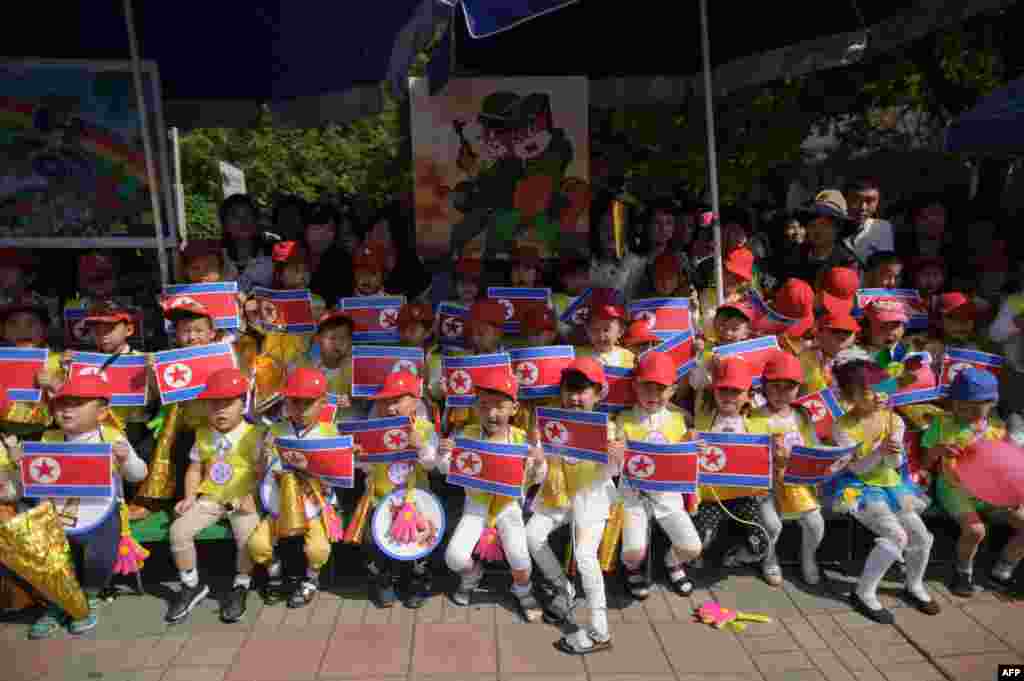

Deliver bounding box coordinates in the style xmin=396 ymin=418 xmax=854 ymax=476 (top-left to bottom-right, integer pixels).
xmin=450 ymin=566 xmax=483 ymax=607
xmin=28 ymin=603 xmax=64 ymax=640
xmin=288 ymin=578 xmax=319 ymax=609
xmin=624 ymin=567 xmax=650 ymax=600
xmin=373 ymin=573 xmax=397 ymax=609
xmin=513 ymin=588 xmax=542 ymax=622
xmin=166 ymin=582 xmax=210 ymax=623
xmin=949 ymin=570 xmax=976 ymax=598
xmin=68 ymin=598 xmax=99 ymax=635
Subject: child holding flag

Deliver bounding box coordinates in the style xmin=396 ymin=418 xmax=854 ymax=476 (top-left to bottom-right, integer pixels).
xmin=921 ymin=368 xmax=1024 ymax=595
xmin=166 ymin=369 xmax=265 ymax=624
xmin=248 ymin=368 xmax=340 ymax=609
xmin=290 ymin=309 xmax=361 ymax=421
xmin=526 ymin=358 xmax=623 ymax=652
xmin=0 ymin=294 xmax=64 ymax=440
xmin=576 ymin=289 xmax=634 ymax=370
xmin=396 ymin=302 xmax=439 ymax=421
xmin=432 ymin=367 xmax=546 ymax=617
xmin=5 ymin=373 xmax=148 ymax=638
xmin=359 ymin=371 xmax=439 ymax=609
xmin=352 ymin=244 xmax=390 ymax=298
xmin=698 ymin=247 xmax=756 ymax=341
xmin=749 ymin=351 xmax=825 ymax=586
xmin=798 ymin=311 xmax=861 ymax=396
xmin=616 ymin=352 xmax=703 ymax=598
xmin=824 ymin=358 xmax=939 ymax=623
xmin=621 ymin=319 xmax=662 ymax=357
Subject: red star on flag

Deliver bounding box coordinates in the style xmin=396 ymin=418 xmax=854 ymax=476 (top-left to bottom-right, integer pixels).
xmin=34 ymin=459 xmax=54 ymax=479
xmin=170 ymin=366 xmax=188 ymax=385
xmin=451 ymin=371 xmax=470 ymax=392
xmin=631 ymin=457 xmax=652 ymax=475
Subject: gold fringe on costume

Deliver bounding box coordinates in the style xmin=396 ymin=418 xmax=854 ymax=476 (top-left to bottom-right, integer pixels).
xmin=0 ymin=503 xmax=88 ymax=620
xmin=597 ymin=500 xmax=625 ymax=573
xmin=611 ymin=199 xmax=626 ymax=259
xmin=343 ymin=490 xmax=372 ymax=544
xmin=135 ymin=404 xmax=181 ymax=500
xmin=0 ymin=501 xmax=37 ymax=611
xmin=276 ymin=472 xmax=308 ymax=538
xmin=541 ymin=458 xmax=571 ymax=510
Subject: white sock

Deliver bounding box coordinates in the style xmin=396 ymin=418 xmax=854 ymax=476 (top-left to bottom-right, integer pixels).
xmin=590 ymin=607 xmax=609 ymax=639
xmin=904 ymin=548 xmax=932 ymax=602
xmin=234 ymin=574 xmax=252 ymax=589
xmin=267 ymin=561 xmax=282 ymax=579
xmin=180 ymin=568 xmax=199 ymax=588
xmin=992 ymin=558 xmax=1019 ymax=581
xmin=856 ymin=540 xmax=901 ymax=611
xmin=511 ymin=581 xmax=531 ymax=596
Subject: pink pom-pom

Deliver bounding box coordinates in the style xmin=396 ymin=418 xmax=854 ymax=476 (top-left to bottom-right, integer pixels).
xmin=695 ymin=600 xmax=735 ymax=627
xmin=113 ymin=536 xmax=150 ymax=575
xmin=473 ymin=526 xmax=505 ymax=562
xmin=389 ymin=502 xmax=422 ymax=545
xmin=323 ymin=505 xmax=344 ymax=543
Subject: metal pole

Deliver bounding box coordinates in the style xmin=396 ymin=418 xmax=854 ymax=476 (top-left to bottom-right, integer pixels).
xmin=123 ymin=0 xmax=170 ymax=288
xmin=169 ymin=127 xmax=187 ymax=282
xmin=699 ymin=0 xmax=724 ymax=307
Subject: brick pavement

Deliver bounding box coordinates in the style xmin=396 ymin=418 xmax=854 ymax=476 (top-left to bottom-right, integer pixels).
xmin=1 ymin=567 xmax=1021 ymax=681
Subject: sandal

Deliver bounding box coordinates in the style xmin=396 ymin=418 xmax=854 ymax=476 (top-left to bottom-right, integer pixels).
xmin=762 ymin=561 xmax=783 ymax=587
xmin=29 ymin=604 xmax=65 ymax=640
xmin=667 ymin=565 xmax=694 ymax=596
xmin=555 ymin=628 xmax=613 ymax=655
xmin=514 ymin=590 xmax=543 ymax=623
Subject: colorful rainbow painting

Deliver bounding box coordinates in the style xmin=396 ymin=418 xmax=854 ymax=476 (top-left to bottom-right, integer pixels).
xmin=77 ymin=125 xmax=151 ymax=188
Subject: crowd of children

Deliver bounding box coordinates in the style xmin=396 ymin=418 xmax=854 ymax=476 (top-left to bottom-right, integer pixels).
xmin=0 ymin=189 xmax=1022 ymax=653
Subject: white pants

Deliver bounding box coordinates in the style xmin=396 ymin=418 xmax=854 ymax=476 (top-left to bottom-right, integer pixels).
xmin=622 ymin=491 xmax=702 ymax=566
xmin=757 ymin=496 xmax=784 ymax=564
xmin=527 ymin=506 xmax=606 ymax=611
xmin=445 ymin=497 xmax=531 ymax=573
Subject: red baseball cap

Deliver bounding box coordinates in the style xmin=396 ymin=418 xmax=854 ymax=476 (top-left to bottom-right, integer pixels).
xmin=865 ymin=299 xmax=908 ymax=324
xmin=724 ymin=247 xmax=754 ymax=281
xmin=622 ymin=319 xmax=661 ymax=346
xmin=180 ymin=239 xmax=222 ymax=262
xmin=200 ymin=368 xmax=250 ymax=400
xmin=162 ymin=296 xmax=214 ymax=323
xmin=938 ymin=292 xmax=975 ymax=320
xmin=523 ymin=306 xmax=557 ymax=332
xmin=282 ymin=367 xmax=328 ymax=399
xmin=474 ymin=366 xmax=518 ymax=400
xmin=84 ymin=299 xmax=134 ymax=324
xmin=352 ymin=244 xmax=385 ymax=271
xmin=511 ymin=244 xmax=542 ymax=269
xmin=469 ymin=299 xmax=507 ymax=329
xmin=561 ymin=357 xmax=607 ymax=390
xmin=822 ymin=267 xmax=859 ymax=314
xmin=762 ymin=351 xmax=804 ymax=383
xmin=272 ymin=240 xmax=308 ymax=265
xmin=456 ymin=257 xmax=482 ymax=280
xmin=397 ymin=303 xmax=434 ymax=328
xmin=54 ymin=372 xmax=112 ymax=402
xmin=317 ymin=309 xmax=353 ymax=332
xmin=819 ymin=310 xmax=860 ymax=333
xmin=635 ymin=352 xmax=677 ymax=386
xmin=371 ymin=370 xmax=422 ymax=400
xmin=771 ymin=278 xmax=816 ymax=337
xmin=718 ymin=301 xmax=755 ymax=322
xmin=589 ymin=288 xmax=625 ymax=321
xmin=713 ymin=357 xmax=753 ymax=391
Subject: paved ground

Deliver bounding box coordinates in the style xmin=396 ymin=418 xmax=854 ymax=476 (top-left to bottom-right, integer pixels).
xmin=1 ymin=563 xmax=1022 ymax=681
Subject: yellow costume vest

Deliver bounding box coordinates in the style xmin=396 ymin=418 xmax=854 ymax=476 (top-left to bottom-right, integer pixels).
xmin=194 ymin=422 xmax=266 ymax=503
xmin=369 ymin=417 xmax=434 ymax=505
xmin=539 ymin=416 xmax=615 ymax=510
xmin=833 ymin=411 xmax=902 ymax=487
xmin=1 ymin=351 xmax=63 ymax=432
xmin=750 ymin=405 xmax=819 ymax=516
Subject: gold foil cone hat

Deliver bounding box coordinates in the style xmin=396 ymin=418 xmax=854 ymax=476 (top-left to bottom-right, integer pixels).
xmin=0 ymin=502 xmax=88 ymax=620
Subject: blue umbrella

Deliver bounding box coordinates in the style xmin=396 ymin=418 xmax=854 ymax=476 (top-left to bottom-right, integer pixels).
xmin=944 ymin=76 xmax=1024 ymax=155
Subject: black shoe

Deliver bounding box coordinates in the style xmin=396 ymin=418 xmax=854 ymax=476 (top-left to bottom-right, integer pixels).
xmin=166 ymin=583 xmax=209 ymax=623
xmin=287 ymin=579 xmax=318 ymax=609
xmin=903 ymin=589 xmax=941 ymax=615
xmin=849 ymin=592 xmax=894 ymax=625
xmin=261 ymin=577 xmax=287 ymax=605
xmin=624 ymin=568 xmax=650 ymax=601
xmin=221 ymin=585 xmax=249 ymax=623
xmin=949 ymin=571 xmax=976 ymax=598
xmin=373 ymin=575 xmax=397 ymax=609
xmin=885 ymin=561 xmax=906 ymax=582
xmin=404 ymin=586 xmax=429 ymax=610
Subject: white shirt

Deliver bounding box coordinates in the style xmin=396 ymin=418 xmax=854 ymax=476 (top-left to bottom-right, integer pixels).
xmin=990 ymin=296 xmax=1024 ymax=372
xmin=845 ymin=218 xmax=894 ymax=265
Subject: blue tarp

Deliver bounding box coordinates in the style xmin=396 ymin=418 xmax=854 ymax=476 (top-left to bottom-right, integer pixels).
xmin=945 ymin=76 xmax=1024 ymax=155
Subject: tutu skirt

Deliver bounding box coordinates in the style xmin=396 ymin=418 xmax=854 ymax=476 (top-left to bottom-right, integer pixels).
xmin=821 ymin=465 xmax=929 ymax=516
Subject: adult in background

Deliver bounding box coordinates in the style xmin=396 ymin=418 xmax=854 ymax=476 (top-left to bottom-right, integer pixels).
xmin=843 ymin=177 xmax=894 ymax=268
xmin=792 ymin=190 xmax=859 ymax=287
xmin=588 ymin=192 xmax=647 ymax=301
xmin=895 ymin=195 xmax=958 ymax=272
xmin=366 ymin=202 xmax=432 ymax=302
xmin=305 ymin=202 xmax=358 ymax=305
xmin=637 ymin=198 xmax=695 ymax=298
xmin=219 ymin=194 xmax=275 ymax=290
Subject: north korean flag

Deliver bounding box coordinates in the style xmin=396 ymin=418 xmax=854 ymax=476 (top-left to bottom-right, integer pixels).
xmin=623 ymin=440 xmax=700 ymax=493
xmin=438 ymin=303 xmax=469 ymax=351
xmin=152 ymin=342 xmax=237 ymax=404
xmin=889 ymin=386 xmax=943 ymax=407
xmin=487 ymin=287 xmax=551 ymax=336
xmin=694 ymin=432 xmax=773 ymax=490
xmin=351 ymin=345 xmax=425 ymax=398
xmin=65 ymin=307 xmax=145 ymax=349
xmin=68 ymin=352 xmax=148 ymax=407
xmin=509 ymin=346 xmax=575 ymax=400
xmin=559 ymin=288 xmax=591 ymax=328
xmin=793 ymin=389 xmax=844 ymax=441
xmin=442 ymin=353 xmax=511 ymax=408
xmin=597 ymin=366 xmax=636 ymax=414
xmin=319 ymin=393 xmax=340 ymax=424
xmin=163 ymin=282 xmax=240 ymax=331
xmin=20 ymin=441 xmax=113 ymax=498
xmin=854 ymin=289 xmax=929 ymax=331
xmin=251 ymin=288 xmax=316 ymax=334
xmin=447 ymin=436 xmax=528 ymax=498
xmin=340 ymin=416 xmax=417 ymax=464
xmin=941 ymin=348 xmax=1004 ymax=390
xmin=746 ymin=291 xmax=799 ymax=334
xmin=0 ymin=347 xmax=48 ymax=402
xmin=651 ymin=330 xmax=696 ymax=380
xmin=713 ymin=336 xmax=780 ymax=386
xmin=784 ymin=443 xmax=858 ymax=485
xmin=628 ymin=298 xmax=691 ymax=339
xmin=275 ymin=435 xmax=354 ymax=488
xmin=340 ymin=296 xmax=406 ymax=343
xmin=536 ymin=407 xmax=609 ymax=464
